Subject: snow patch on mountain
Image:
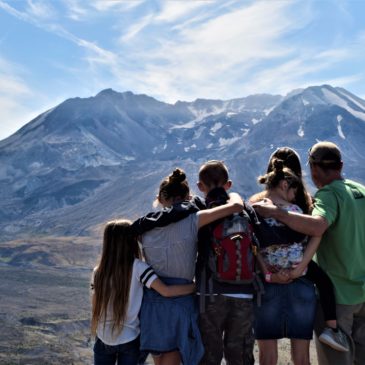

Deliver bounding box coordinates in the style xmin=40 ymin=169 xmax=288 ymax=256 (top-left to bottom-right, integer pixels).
xmin=264 ymin=106 xmax=275 ymax=116
xmin=184 ymin=144 xmax=197 ymax=152
xmin=171 ymin=120 xmax=196 ymax=129
xmin=336 ymin=89 xmax=365 ymax=111
xmin=322 ymin=88 xmax=365 ymax=121
xmin=298 ymin=125 xmax=304 ymax=137
xmin=219 ymin=137 xmax=241 ymax=147
xmin=188 ymin=103 xmax=228 ymax=122
xmin=252 ymin=118 xmax=261 ymax=125
xmin=211 ymin=122 xmax=223 ymax=133
xmin=337 ymin=115 xmax=346 ymax=139
xmin=193 ymin=127 xmax=205 ymax=139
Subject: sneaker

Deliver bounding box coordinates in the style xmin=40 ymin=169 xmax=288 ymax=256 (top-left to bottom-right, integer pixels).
xmin=318 ymin=327 xmax=349 ymax=352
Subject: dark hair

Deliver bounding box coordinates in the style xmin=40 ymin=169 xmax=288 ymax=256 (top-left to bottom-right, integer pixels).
xmin=267 ymin=147 xmax=302 ymax=177
xmin=259 ymin=158 xmax=301 ymax=190
xmin=91 ymin=220 xmax=141 ymax=337
xmin=311 ymin=161 xmax=342 ymax=171
xmin=263 ymin=149 xmax=312 ymax=213
xmin=198 ymin=160 xmax=229 ymax=189
xmin=158 ymin=168 xmax=190 ymax=202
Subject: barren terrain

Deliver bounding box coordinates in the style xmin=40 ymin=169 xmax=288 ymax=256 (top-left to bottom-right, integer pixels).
xmin=0 ymin=236 xmax=318 ymax=364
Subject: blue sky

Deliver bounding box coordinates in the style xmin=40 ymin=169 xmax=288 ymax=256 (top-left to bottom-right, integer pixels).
xmin=1 ymin=0 xmax=365 ymax=140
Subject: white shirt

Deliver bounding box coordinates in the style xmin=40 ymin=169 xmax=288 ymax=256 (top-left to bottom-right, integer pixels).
xmin=92 ymin=259 xmax=157 ymax=345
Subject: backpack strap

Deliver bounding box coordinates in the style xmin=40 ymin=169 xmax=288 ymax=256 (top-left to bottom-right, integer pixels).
xmin=253 ymin=274 xmax=265 ymax=307
xmin=199 ymin=267 xmax=206 ymax=313
xmin=244 ymin=202 xmax=261 ymax=226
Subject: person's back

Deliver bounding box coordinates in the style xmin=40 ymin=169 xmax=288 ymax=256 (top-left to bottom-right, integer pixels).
xmin=313 ymin=178 xmax=365 ymax=304
xmin=196 ymin=160 xmax=255 ymax=365
xmin=142 ymin=213 xmax=199 ymax=280
xmin=253 ymin=142 xmax=365 ymax=365
xmin=137 ymin=167 xmax=245 ymax=365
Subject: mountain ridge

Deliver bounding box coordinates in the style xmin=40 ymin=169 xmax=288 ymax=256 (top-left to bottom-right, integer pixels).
xmin=1 ymin=84 xmax=364 ymax=239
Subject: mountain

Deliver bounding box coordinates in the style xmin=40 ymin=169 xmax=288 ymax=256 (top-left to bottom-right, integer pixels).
xmin=1 ymin=84 xmax=364 ymax=240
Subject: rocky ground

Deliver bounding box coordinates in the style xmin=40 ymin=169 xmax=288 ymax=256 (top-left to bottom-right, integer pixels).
xmin=0 ymin=235 xmax=318 ymax=364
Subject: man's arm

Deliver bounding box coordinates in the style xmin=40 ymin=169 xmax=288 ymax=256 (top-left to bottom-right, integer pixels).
xmin=253 ymin=202 xmax=328 ymax=237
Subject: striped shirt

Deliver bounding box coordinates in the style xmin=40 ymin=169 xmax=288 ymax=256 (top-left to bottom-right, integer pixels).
xmin=141 ymin=213 xmax=200 ymax=280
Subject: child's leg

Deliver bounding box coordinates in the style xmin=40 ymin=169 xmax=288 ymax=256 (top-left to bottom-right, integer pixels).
xmin=305 ymin=260 xmax=337 ymax=327
xmin=117 ymin=336 xmax=140 ymax=365
xmin=257 ymin=339 xmax=278 ymax=365
xmin=223 ymin=297 xmax=254 ymax=365
xmin=199 ymin=295 xmax=226 ymax=365
xmin=306 ymin=261 xmax=349 ymax=352
xmin=290 ymin=339 xmax=310 ymax=365
xmin=154 ymin=351 xmax=181 ymax=365
xmin=93 ymin=337 xmax=117 ymax=365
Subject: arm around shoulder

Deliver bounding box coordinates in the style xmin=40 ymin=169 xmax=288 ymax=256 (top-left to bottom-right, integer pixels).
xmin=253 ymin=202 xmax=328 ymax=236
xmin=150 ymin=278 xmax=195 ymax=297
xmin=197 ymin=201 xmax=244 ymax=228
xmin=277 ymin=210 xmax=328 ymax=236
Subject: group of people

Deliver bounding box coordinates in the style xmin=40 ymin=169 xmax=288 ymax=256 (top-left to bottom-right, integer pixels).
xmin=90 ymin=141 xmax=365 ymax=365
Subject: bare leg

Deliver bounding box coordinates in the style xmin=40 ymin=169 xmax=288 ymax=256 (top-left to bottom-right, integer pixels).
xmin=154 ymin=351 xmax=181 ymax=365
xmin=152 ymin=355 xmax=162 ymax=365
xmin=257 ymin=339 xmax=278 ymax=365
xmin=290 ymin=339 xmax=310 ymax=365
xmin=325 ymin=319 xmax=337 ymax=329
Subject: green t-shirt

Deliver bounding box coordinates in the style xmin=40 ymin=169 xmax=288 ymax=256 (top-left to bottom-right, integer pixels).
xmin=312 ymin=179 xmax=365 ymax=305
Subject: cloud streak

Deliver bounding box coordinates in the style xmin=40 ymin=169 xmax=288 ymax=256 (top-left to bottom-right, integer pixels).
xmin=1 ymin=0 xmax=365 ymax=139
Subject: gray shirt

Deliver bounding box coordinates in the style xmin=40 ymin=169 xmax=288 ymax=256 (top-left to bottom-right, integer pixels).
xmin=141 ymin=213 xmax=200 ymax=280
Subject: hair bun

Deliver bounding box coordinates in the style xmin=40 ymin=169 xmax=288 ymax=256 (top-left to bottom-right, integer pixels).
xmin=272 ymin=158 xmax=284 ymax=171
xmin=169 ymin=168 xmax=186 ymax=183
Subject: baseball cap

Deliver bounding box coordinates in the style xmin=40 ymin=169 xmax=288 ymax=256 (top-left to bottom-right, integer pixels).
xmin=307 ymin=141 xmax=342 ymax=165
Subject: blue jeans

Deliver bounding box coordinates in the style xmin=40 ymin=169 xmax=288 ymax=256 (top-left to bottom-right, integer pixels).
xmin=93 ymin=336 xmax=140 ymax=365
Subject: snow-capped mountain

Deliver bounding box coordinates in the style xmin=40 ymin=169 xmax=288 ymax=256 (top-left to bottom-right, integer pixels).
xmin=1 ymin=85 xmax=364 ymax=239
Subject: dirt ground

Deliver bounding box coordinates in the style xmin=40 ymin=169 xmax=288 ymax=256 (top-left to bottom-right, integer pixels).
xmin=144 ymin=340 xmax=318 ymax=364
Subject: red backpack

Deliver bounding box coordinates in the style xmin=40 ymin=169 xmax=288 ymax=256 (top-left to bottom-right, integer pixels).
xmin=208 ymin=209 xmax=259 ymax=284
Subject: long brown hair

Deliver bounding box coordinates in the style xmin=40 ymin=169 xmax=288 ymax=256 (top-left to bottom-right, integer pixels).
xmin=91 ymin=219 xmax=141 ymax=337
xmin=265 ymin=148 xmax=312 ymax=214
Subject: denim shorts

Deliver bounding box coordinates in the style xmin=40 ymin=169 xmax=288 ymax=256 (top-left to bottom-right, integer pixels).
xmin=140 ymin=277 xmax=204 ymax=365
xmin=254 ymin=278 xmax=317 ymax=340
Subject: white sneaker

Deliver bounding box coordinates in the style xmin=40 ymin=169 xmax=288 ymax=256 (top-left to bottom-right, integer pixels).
xmin=318 ymin=327 xmax=349 ymax=352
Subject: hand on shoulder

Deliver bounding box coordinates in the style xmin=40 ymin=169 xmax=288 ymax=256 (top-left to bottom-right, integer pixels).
xmin=252 ymin=198 xmax=278 ymax=218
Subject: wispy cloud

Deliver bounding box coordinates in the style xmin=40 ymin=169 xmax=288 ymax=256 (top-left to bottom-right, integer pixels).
xmin=1 ymin=0 xmax=365 ymax=140
xmin=155 ymin=0 xmax=209 ymax=23
xmin=91 ymin=0 xmax=145 ymax=12
xmin=0 ymin=57 xmax=36 ymax=139
xmin=127 ymin=1 xmax=305 ymax=101
xmin=120 ymin=13 xmax=154 ymax=43
xmin=26 ymin=0 xmax=55 ymax=19
xmin=62 ymin=0 xmax=89 ymax=21
xmin=0 ymin=0 xmax=118 ymax=68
